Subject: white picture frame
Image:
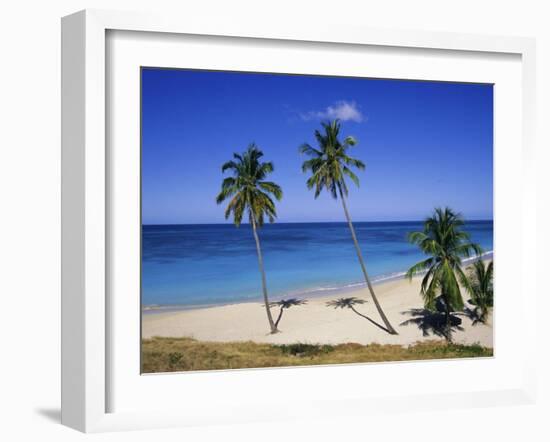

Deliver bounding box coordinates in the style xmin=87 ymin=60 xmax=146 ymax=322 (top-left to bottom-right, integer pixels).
xmin=61 ymin=9 xmax=537 ymax=433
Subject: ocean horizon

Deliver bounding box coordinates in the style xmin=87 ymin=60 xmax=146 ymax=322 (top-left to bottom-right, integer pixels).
xmin=141 ymin=220 xmax=494 ymax=311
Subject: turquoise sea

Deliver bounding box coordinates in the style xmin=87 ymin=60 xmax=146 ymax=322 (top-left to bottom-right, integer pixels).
xmin=141 ymin=220 xmax=493 ymax=309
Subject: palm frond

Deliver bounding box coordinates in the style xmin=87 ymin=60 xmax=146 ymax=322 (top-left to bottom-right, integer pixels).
xmin=342 ymin=166 xmax=360 ymax=187
xmin=258 ymin=181 xmax=283 ymax=200
xmin=299 ymin=143 xmax=323 ymax=157
xmin=221 ymin=160 xmax=239 ymax=173
xmin=422 ymin=268 xmax=440 ymax=311
xmin=405 ymin=257 xmax=434 ymax=280
xmin=453 ymin=242 xmax=484 ymax=258
xmin=343 ymin=155 xmax=365 ymax=170
xmin=342 ymin=135 xmax=357 ymax=147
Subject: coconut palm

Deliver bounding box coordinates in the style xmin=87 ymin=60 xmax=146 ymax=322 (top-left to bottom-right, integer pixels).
xmin=406 ymin=207 xmax=483 ymax=341
xmin=269 ymin=298 xmax=307 ymax=328
xmin=462 ymin=260 xmax=493 ymax=324
xmin=326 ymin=297 xmax=390 ymax=332
xmin=216 ymin=144 xmax=283 ymax=334
xmin=300 ymin=120 xmax=398 ymax=335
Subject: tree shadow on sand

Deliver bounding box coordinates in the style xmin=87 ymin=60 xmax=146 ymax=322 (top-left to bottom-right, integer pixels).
xmin=327 ymin=297 xmax=392 ymax=334
xmin=460 ymin=306 xmax=487 ymax=326
xmin=400 ymin=308 xmax=464 ymax=341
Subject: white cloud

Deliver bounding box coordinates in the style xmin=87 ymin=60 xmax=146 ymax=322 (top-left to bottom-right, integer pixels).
xmin=299 ymin=100 xmax=365 ymax=123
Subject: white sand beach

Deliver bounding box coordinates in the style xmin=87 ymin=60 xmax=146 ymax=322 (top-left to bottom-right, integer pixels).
xmin=142 ymin=275 xmax=493 ymax=347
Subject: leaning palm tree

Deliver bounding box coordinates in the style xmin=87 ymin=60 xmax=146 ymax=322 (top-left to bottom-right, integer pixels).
xmin=406 ymin=207 xmax=483 ymax=341
xmin=327 ymin=297 xmax=390 ymax=332
xmin=216 ymin=144 xmax=283 ymax=334
xmin=461 ymin=260 xmax=493 ymax=324
xmin=300 ymin=120 xmax=398 ymax=335
xmin=269 ymin=298 xmax=307 ymax=328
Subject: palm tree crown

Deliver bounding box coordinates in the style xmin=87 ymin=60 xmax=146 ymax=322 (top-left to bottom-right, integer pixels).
xmin=300 ymin=120 xmax=365 ymax=199
xmin=406 ymin=207 xmax=483 ymax=313
xmin=216 ymin=143 xmax=283 ymax=226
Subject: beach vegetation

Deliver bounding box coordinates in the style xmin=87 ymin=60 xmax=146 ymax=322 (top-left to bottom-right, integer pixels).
xmin=141 ymin=337 xmax=492 ymax=373
xmin=278 ymin=342 xmax=334 ymax=357
xmin=216 ymin=144 xmax=283 ymax=334
xmin=406 ymin=207 xmax=483 ymax=342
xmin=168 ymin=352 xmax=183 ymax=368
xmin=299 ymin=120 xmax=398 ymax=335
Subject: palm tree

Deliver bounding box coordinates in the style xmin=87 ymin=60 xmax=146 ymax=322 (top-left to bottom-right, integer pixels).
xmin=269 ymin=298 xmax=307 ymax=328
xmin=326 ymin=297 xmax=390 ymax=332
xmin=462 ymin=260 xmax=493 ymax=324
xmin=406 ymin=207 xmax=482 ymax=341
xmin=300 ymin=120 xmax=398 ymax=335
xmin=216 ymin=144 xmax=283 ymax=334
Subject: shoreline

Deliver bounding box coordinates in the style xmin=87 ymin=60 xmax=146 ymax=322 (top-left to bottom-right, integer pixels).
xmin=143 ymin=250 xmax=493 ymax=315
xmin=142 ymin=258 xmax=494 ymax=348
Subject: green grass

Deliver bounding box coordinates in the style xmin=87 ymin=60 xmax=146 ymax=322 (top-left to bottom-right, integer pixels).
xmin=141 ymin=337 xmax=493 ymax=373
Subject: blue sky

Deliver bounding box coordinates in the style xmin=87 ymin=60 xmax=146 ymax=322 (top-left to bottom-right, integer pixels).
xmin=142 ymin=68 xmax=493 ymax=224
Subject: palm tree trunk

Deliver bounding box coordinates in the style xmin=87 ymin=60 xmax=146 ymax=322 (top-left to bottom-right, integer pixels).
xmin=339 ymin=190 xmax=398 ymax=335
xmin=251 ymin=217 xmax=278 ymax=333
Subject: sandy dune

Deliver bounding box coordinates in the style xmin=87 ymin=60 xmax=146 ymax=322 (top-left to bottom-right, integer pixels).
xmin=142 ymin=276 xmax=493 ymax=347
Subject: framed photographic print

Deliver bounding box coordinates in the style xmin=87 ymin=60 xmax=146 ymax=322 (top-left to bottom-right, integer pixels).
xmin=61 ymin=9 xmax=537 ymax=432
xmin=139 ymin=68 xmax=495 ymax=372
